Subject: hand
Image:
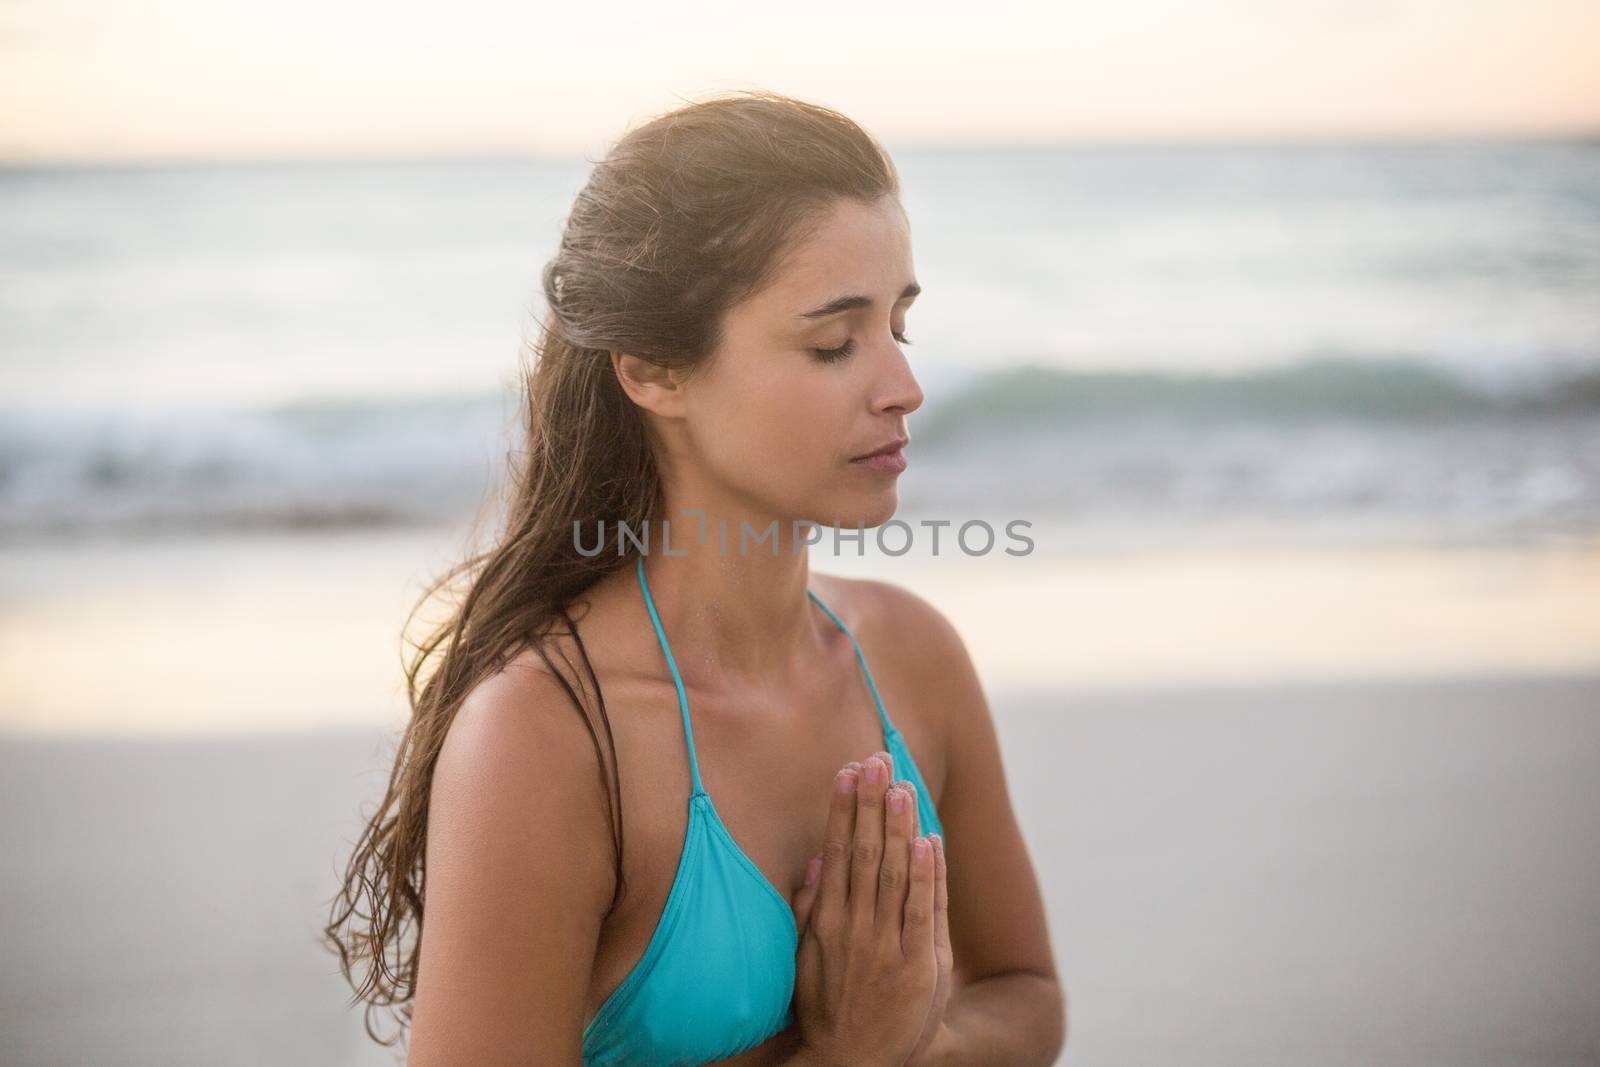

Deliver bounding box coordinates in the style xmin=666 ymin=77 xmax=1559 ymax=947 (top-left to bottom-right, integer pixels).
xmin=788 ymin=751 xmax=941 ymax=1067
xmin=800 ymin=760 xmax=955 ymax=1065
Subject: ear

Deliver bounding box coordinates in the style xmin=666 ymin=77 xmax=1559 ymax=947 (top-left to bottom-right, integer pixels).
xmin=612 ymin=351 xmax=690 ymax=419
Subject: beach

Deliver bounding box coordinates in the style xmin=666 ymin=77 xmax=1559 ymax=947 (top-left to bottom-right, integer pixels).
xmin=2 ymin=670 xmax=1597 ymax=1066
xmin=4 ymin=140 xmax=1598 ymax=1065
xmin=2 ymin=525 xmax=1598 ymax=1065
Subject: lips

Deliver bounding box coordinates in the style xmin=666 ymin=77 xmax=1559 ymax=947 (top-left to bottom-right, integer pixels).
xmin=851 ymin=436 xmax=909 ymax=461
xmin=849 ymin=437 xmax=909 ymax=474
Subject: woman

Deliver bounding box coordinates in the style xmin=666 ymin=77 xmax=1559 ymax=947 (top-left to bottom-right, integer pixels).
xmin=324 ymin=89 xmax=1064 ymax=1066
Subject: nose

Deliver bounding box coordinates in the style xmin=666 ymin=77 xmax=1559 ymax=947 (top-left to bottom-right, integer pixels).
xmin=874 ymin=339 xmax=924 ymax=417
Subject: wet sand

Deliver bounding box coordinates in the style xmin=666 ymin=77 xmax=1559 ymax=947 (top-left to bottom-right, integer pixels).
xmin=3 ymin=526 xmax=1597 ymax=735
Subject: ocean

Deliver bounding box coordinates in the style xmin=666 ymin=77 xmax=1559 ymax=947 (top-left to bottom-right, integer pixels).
xmin=2 ymin=138 xmax=1597 ymax=547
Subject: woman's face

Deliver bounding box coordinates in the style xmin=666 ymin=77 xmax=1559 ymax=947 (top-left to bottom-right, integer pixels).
xmin=672 ymin=194 xmax=925 ymax=534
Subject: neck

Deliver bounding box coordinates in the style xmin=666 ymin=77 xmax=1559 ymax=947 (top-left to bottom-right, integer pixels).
xmin=635 ymin=493 xmax=830 ymax=688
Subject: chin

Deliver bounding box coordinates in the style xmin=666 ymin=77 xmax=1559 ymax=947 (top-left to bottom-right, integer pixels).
xmin=820 ymin=486 xmax=901 ymax=530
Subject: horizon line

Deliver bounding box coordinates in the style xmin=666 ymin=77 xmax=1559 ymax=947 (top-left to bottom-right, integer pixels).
xmin=4 ymin=125 xmax=1597 ymax=173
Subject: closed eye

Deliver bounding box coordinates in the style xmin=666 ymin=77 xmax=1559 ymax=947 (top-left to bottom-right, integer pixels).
xmin=813 ymin=331 xmax=913 ymax=364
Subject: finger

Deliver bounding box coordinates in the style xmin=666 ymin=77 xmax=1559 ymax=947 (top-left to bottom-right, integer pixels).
xmin=819 ymin=764 xmax=861 ymax=911
xmin=902 ymin=834 xmax=936 ymax=957
xmin=932 ymin=833 xmax=951 ymax=961
xmin=849 ymin=754 xmax=890 ymax=924
xmin=875 ymin=780 xmax=916 ymax=931
xmin=792 ymin=851 xmax=823 ymax=938
xmin=904 ymin=777 xmax=922 ymax=840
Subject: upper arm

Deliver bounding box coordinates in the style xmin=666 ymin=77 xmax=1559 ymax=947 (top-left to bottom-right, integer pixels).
xmin=407 ymin=659 xmax=617 ymax=1066
xmin=867 ymin=580 xmax=1059 ymax=988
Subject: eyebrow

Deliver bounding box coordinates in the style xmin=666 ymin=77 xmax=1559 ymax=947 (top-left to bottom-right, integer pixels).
xmin=796 ymin=282 xmax=922 ymax=320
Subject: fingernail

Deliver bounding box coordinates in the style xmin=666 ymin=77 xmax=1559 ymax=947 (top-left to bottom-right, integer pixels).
xmin=888 ymin=787 xmax=906 ymax=813
xmin=912 ymin=838 xmax=931 ymax=865
xmin=865 ymin=758 xmax=884 ymax=786
xmin=930 ymin=833 xmax=943 ymax=851
xmin=835 ymin=769 xmax=858 ymax=795
xmin=804 ymin=854 xmax=822 ymax=886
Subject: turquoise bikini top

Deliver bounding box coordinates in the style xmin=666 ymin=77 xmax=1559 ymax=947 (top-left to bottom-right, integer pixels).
xmin=580 ymin=554 xmax=945 ymax=1066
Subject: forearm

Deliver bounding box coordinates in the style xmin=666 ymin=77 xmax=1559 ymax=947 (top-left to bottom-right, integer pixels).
xmin=919 ymin=970 xmax=1066 ymax=1067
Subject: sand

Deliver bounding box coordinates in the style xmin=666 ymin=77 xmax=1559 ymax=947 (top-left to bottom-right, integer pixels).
xmin=2 ymin=672 xmax=1597 ymax=1066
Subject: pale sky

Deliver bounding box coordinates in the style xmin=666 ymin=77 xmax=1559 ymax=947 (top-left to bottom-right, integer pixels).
xmin=2 ymin=0 xmax=1597 ymax=163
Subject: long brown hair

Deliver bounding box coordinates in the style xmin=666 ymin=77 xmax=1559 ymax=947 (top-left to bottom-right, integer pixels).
xmin=321 ymin=88 xmax=902 ymax=1047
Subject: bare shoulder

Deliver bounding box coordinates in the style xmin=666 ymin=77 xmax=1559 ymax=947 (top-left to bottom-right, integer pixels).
xmin=440 ymin=567 xmax=631 ymax=768
xmin=810 ymin=573 xmax=986 ymax=743
xmin=815 ymin=573 xmax=976 ymax=676
xmin=440 ymin=638 xmax=614 ymax=823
